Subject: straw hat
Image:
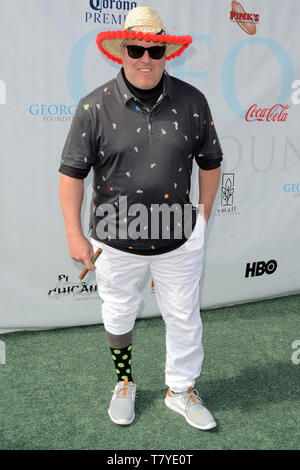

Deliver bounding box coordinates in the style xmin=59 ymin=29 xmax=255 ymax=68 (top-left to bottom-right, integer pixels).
xmin=96 ymin=6 xmax=193 ymax=63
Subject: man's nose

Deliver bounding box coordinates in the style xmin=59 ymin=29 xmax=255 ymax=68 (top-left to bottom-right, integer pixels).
xmin=141 ymin=50 xmax=151 ymax=62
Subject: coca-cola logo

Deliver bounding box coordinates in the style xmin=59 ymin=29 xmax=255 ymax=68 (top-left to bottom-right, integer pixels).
xmin=245 ymin=104 xmax=289 ymax=122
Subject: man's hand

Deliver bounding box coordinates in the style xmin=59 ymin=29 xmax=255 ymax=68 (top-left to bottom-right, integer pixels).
xmin=67 ymin=234 xmax=96 ymax=271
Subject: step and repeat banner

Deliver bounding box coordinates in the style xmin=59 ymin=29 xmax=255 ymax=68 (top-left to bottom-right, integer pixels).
xmin=1 ymin=0 xmax=300 ymax=333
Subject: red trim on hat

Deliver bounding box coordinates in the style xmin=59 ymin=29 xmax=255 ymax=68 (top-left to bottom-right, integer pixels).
xmin=96 ymin=30 xmax=193 ymax=64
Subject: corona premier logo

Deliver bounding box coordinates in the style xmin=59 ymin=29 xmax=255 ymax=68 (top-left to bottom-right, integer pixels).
xmin=89 ymin=0 xmax=136 ymax=10
xmin=85 ymin=0 xmax=137 ymax=23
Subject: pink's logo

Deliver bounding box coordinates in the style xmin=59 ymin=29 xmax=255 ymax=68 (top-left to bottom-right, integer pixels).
xmin=230 ymin=1 xmax=259 ymax=35
xmin=245 ymin=104 xmax=289 ymax=122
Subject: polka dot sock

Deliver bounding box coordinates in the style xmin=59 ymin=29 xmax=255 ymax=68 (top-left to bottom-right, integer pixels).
xmin=110 ymin=344 xmax=133 ymax=383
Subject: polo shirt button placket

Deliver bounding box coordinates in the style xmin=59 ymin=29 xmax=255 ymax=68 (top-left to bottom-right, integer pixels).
xmin=146 ymin=113 xmax=155 ymax=144
xmin=139 ymin=105 xmax=155 ymax=144
xmin=147 ymin=102 xmax=161 ymax=144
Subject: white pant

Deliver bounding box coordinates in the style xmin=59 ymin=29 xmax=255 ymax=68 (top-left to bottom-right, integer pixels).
xmin=91 ymin=214 xmax=206 ymax=393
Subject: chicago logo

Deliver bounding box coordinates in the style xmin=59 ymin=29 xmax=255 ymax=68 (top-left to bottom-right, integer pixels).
xmin=245 ymin=259 xmax=277 ymax=278
xmin=230 ymin=1 xmax=259 ymax=35
xmin=48 ymin=274 xmax=97 ymax=298
xmin=245 ymin=104 xmax=289 ymax=122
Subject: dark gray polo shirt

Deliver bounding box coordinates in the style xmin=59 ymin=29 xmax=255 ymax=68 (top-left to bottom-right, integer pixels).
xmin=59 ymin=69 xmax=223 ymax=255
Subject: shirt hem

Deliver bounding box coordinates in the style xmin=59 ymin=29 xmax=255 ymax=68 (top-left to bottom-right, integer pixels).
xmin=90 ymin=237 xmax=188 ymax=256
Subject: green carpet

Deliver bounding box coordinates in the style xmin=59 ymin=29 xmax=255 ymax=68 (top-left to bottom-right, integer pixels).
xmin=0 ymin=294 xmax=299 ymax=450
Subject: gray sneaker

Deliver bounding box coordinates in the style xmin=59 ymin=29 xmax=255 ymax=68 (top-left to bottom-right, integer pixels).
xmin=108 ymin=378 xmax=136 ymax=425
xmin=165 ymin=386 xmax=217 ymax=430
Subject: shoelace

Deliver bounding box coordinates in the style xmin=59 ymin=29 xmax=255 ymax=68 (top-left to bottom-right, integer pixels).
xmin=111 ymin=382 xmax=136 ymax=400
xmin=182 ymin=387 xmax=203 ymax=411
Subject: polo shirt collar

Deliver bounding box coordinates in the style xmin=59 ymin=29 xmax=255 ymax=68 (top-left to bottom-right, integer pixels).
xmin=116 ymin=68 xmax=172 ymax=106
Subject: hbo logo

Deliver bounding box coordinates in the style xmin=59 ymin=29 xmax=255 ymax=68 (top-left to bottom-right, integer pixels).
xmin=245 ymin=259 xmax=277 ymax=278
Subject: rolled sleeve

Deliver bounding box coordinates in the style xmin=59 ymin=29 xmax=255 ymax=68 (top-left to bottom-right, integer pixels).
xmin=58 ymin=98 xmax=97 ymax=178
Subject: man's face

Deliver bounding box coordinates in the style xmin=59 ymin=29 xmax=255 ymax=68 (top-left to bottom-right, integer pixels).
xmin=121 ymin=38 xmax=166 ymax=90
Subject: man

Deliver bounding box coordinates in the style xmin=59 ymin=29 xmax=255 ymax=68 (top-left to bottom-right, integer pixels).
xmin=59 ymin=6 xmax=223 ymax=430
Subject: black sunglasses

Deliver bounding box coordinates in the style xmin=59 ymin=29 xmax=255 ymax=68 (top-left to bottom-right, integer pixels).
xmin=126 ymin=45 xmax=166 ymax=60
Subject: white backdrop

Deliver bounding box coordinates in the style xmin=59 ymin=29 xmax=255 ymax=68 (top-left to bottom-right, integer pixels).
xmin=1 ymin=0 xmax=300 ymax=334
